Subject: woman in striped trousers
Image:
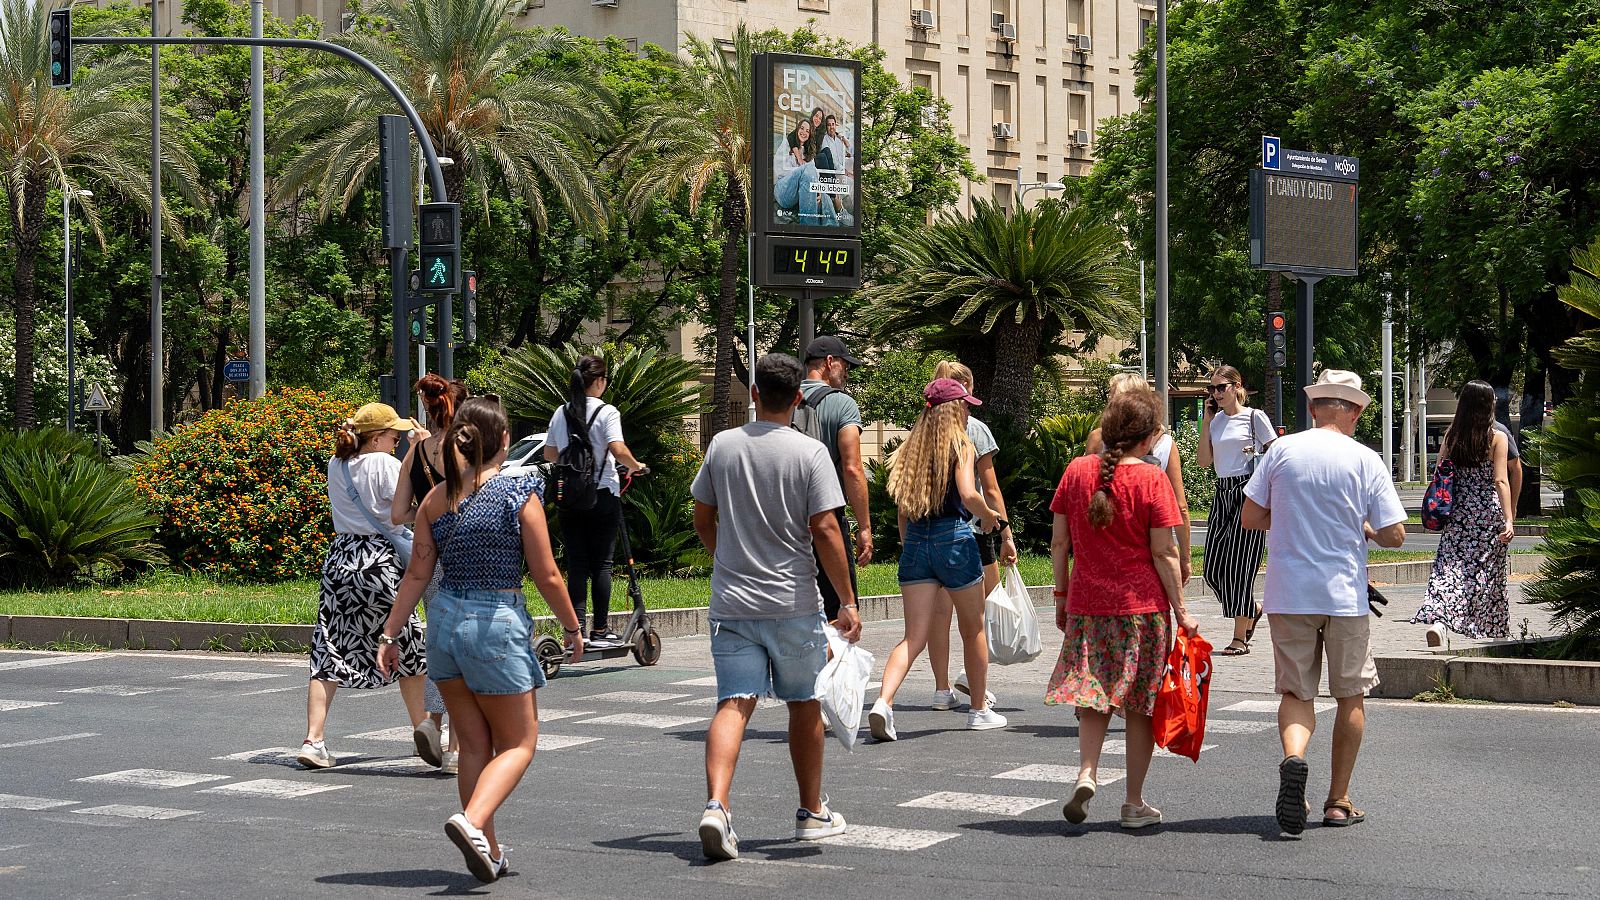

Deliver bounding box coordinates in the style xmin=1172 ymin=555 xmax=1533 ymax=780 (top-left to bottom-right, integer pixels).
xmin=1196 ymin=365 xmax=1275 ymax=656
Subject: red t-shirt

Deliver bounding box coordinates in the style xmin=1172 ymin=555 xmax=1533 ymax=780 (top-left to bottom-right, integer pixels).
xmin=1050 ymin=455 xmax=1183 ymax=616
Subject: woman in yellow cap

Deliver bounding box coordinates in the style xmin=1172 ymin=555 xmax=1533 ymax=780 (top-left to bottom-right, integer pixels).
xmin=297 ymin=402 xmax=430 ymax=769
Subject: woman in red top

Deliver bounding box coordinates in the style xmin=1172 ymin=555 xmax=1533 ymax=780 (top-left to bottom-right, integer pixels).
xmin=1046 ymin=389 xmax=1198 ymax=830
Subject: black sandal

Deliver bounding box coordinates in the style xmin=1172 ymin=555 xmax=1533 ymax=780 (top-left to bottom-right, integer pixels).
xmin=1218 ymin=639 xmax=1251 ymax=656
xmin=1244 ymin=604 xmax=1264 ymax=643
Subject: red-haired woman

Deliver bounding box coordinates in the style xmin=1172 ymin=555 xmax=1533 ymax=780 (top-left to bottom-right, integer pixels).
xmin=393 ymin=374 xmax=469 ymax=772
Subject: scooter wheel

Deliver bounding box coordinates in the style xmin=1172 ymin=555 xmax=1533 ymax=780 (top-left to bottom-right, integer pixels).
xmin=535 ymin=636 xmax=564 ymax=679
xmin=632 ymin=629 xmax=662 ymax=667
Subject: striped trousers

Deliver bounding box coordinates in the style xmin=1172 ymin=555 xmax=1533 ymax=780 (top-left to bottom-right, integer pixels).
xmin=1203 ymin=475 xmax=1266 ymax=619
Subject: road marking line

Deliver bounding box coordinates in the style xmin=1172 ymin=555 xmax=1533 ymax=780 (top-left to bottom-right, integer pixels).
xmin=336 ymin=758 xmax=435 ymax=775
xmin=0 ymin=732 xmax=99 ymax=750
xmin=671 ymin=676 xmax=721 ymax=687
xmin=991 ymin=764 xmax=1126 ymax=786
xmin=214 ymin=747 xmax=301 ymax=768
xmin=579 ymin=713 xmax=707 ymax=729
xmin=0 ymin=653 xmax=103 ymax=672
xmin=536 ymin=708 xmax=595 ymax=722
xmin=237 ymin=686 xmax=302 ymax=696
xmin=1097 ymin=739 xmax=1215 ymax=758
xmin=73 ymin=804 xmax=200 ymax=820
xmin=199 ymin=779 xmax=350 ymax=799
xmin=0 ymin=793 xmax=80 ymax=811
xmin=818 ymin=824 xmax=959 ymax=851
xmin=899 ymin=791 xmax=1055 ymax=816
xmin=538 ymin=734 xmax=603 ymax=750
xmin=344 ymin=727 xmax=415 ymax=742
xmin=77 ymin=770 xmax=230 ymax=789
xmin=171 ymin=671 xmax=285 ymax=682
xmin=1223 ymin=699 xmax=1335 ymax=714
xmin=0 ymin=700 xmax=60 ymax=712
xmin=59 ymin=685 xmax=177 ymax=697
xmin=584 ymin=691 xmax=690 ymax=704
xmin=675 ymin=697 xmax=715 ymax=706
xmin=1203 ymin=719 xmax=1277 ymax=734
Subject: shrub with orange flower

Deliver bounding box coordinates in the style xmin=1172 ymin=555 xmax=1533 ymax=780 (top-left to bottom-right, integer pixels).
xmin=132 ymin=388 xmax=357 ymax=581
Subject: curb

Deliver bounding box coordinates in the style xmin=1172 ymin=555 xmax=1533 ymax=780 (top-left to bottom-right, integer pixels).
xmin=0 ymin=555 xmax=1547 ymax=653
xmin=1192 ymin=519 xmax=1549 ymax=537
xmin=1372 ymin=653 xmax=1600 ymax=706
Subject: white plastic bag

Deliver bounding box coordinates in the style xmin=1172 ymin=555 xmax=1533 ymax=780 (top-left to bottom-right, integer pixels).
xmin=985 ymin=564 xmax=1042 ymax=665
xmin=815 ymin=625 xmax=875 ymax=751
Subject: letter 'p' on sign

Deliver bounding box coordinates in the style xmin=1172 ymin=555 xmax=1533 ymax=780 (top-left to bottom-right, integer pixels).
xmin=1262 ymin=135 xmax=1281 ymax=170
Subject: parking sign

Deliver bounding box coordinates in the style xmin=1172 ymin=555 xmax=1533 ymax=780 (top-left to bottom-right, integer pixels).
xmin=1262 ymin=135 xmax=1281 ymax=170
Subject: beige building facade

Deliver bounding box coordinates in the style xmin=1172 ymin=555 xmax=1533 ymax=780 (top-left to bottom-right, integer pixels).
xmin=524 ymin=0 xmax=1155 ymax=207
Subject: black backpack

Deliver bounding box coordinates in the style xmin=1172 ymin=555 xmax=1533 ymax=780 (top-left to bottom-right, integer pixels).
xmin=551 ymin=404 xmax=604 ymax=511
xmin=791 ymin=385 xmax=839 ymax=447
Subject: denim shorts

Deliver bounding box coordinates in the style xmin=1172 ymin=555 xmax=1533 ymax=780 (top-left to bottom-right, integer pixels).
xmin=898 ymin=516 xmax=984 ymax=591
xmin=710 ymin=613 xmax=828 ymax=703
xmin=427 ymin=588 xmax=545 ymax=695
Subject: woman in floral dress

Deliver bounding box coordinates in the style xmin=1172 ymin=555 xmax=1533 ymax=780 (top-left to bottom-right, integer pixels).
xmin=1046 ymin=389 xmax=1199 ymax=830
xmin=1413 ymin=380 xmax=1516 ymax=643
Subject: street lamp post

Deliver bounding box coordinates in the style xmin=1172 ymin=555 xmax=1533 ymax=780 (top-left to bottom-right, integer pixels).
xmin=63 ymin=187 xmax=92 ymax=432
xmin=1016 ymin=166 xmax=1066 ymax=204
xmin=1154 ymin=0 xmax=1170 ymax=423
xmin=414 ymin=154 xmax=453 ymax=417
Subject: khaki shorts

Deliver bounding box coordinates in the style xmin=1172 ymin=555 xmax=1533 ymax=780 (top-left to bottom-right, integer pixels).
xmin=1268 ymin=613 xmax=1380 ymax=701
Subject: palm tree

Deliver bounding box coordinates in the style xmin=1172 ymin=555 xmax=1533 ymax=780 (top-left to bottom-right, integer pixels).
xmin=0 ymin=1 xmax=192 ymax=430
xmin=862 ymin=199 xmax=1137 ymax=423
xmin=274 ymin=0 xmax=609 ymax=228
xmin=619 ymin=25 xmax=754 ymax=436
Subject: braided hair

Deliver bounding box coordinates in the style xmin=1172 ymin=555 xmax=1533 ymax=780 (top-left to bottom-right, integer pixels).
xmin=1086 ymin=390 xmax=1162 ymax=528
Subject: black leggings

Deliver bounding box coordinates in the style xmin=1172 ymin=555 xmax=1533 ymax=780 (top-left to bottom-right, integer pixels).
xmin=562 ymin=489 xmax=622 ymax=631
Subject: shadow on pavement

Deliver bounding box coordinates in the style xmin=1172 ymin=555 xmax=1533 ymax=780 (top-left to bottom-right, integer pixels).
xmin=315 ymin=867 xmax=490 ymax=895
xmin=593 ymin=831 xmax=825 ymax=865
xmin=963 ymin=813 xmax=1280 ymax=840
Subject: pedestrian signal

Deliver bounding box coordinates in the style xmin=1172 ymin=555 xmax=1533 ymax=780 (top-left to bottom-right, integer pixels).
xmin=418 ymin=202 xmax=460 ymax=293
xmin=49 ymin=10 xmax=71 ymax=88
xmin=1266 ymin=311 xmax=1288 ymax=370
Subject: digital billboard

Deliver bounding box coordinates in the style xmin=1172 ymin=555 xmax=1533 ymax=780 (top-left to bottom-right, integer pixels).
xmin=1249 ymin=169 xmax=1360 ymax=277
xmin=752 ymin=53 xmax=861 ymax=238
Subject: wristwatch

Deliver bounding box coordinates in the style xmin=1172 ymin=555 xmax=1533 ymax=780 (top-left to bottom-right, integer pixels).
xmin=377 ymin=633 xmax=399 ymax=646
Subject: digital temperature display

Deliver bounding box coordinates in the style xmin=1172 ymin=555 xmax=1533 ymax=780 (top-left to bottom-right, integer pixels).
xmin=772 ymin=244 xmax=856 ymax=278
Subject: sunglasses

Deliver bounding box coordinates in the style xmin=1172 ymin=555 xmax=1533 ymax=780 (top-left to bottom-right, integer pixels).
xmin=1208 ymin=384 xmax=1236 ymax=393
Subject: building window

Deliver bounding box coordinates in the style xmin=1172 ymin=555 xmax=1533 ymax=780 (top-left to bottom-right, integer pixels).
xmin=797 ymin=0 xmax=830 ymax=12
xmin=1139 ymin=14 xmax=1152 ymax=49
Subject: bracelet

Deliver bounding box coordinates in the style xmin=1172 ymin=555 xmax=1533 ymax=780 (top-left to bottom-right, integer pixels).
xmin=563 ymin=626 xmax=581 ymax=635
xmin=377 ymin=633 xmax=398 ymax=646
xmin=839 ymin=604 xmax=858 ymax=610
xmin=1052 ymin=590 xmax=1070 ymax=598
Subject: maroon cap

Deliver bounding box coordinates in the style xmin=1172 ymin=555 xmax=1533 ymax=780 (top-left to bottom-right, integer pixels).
xmin=924 ymin=378 xmax=982 ymax=407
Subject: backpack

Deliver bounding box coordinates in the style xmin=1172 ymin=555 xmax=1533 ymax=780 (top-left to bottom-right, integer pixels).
xmin=791 ymin=385 xmax=839 ymax=447
xmin=551 ymin=404 xmax=605 ymax=512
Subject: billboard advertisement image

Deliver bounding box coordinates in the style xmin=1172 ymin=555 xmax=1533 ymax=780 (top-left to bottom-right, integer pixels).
xmin=756 ymin=54 xmax=861 ymax=236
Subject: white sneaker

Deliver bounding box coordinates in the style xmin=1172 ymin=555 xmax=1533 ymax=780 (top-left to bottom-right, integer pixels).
xmin=795 ymin=801 xmax=847 ymax=840
xmin=931 ymin=690 xmax=957 ymax=710
xmin=446 ymin=812 xmax=500 ymax=883
xmin=953 ymin=671 xmax=997 ymax=708
xmin=867 ymin=698 xmax=897 ymax=742
xmin=492 ymin=845 xmax=511 ymax=878
xmin=967 ymin=707 xmax=1008 ymax=731
xmin=440 ymin=751 xmax=459 ymax=775
xmin=295 ymin=740 xmax=334 ymax=769
xmin=413 ymin=719 xmax=443 ymax=767
xmin=698 ymin=801 xmax=739 ymax=861
xmin=1425 ymin=624 xmax=1446 ymax=647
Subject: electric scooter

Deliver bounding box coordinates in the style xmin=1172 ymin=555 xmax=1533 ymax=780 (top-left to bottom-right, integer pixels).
xmin=534 ymin=466 xmax=662 ymax=678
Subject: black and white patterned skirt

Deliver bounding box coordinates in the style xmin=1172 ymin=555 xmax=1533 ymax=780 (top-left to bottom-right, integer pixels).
xmin=309 ymin=533 xmax=426 ymax=687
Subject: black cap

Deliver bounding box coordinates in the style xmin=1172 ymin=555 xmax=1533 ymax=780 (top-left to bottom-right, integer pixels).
xmin=803 ymin=336 xmax=863 ymax=368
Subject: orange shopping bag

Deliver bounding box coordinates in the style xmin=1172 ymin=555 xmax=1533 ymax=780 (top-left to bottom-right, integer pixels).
xmin=1152 ymin=632 xmax=1213 ymax=762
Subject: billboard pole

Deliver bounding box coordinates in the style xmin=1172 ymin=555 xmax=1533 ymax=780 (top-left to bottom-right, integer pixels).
xmin=1153 ymin=0 xmax=1169 ymax=420
xmin=1295 ymin=276 xmax=1320 ymax=430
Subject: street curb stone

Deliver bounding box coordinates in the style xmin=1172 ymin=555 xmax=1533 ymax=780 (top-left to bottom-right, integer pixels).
xmin=1373 ymin=654 xmax=1600 ymax=706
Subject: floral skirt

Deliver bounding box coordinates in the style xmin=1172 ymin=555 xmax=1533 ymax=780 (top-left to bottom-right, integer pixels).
xmin=1044 ymin=612 xmax=1171 ymax=716
xmin=309 ymin=534 xmax=426 ymax=688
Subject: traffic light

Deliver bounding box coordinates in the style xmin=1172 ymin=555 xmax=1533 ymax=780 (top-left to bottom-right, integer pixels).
xmin=408 ymin=305 xmax=429 ymax=345
xmin=418 ymin=202 xmax=460 ymax=293
xmin=461 ymin=271 xmax=477 ymax=343
xmin=49 ymin=10 xmax=71 ymax=88
xmin=1266 ymin=310 xmax=1288 ymax=370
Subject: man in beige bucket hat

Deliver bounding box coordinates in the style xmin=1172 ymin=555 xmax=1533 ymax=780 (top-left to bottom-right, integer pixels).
xmin=1239 ymin=370 xmax=1407 ymax=837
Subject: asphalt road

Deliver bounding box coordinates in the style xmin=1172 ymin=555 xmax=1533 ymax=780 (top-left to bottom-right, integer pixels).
xmin=3 ymin=645 xmax=1597 ymax=899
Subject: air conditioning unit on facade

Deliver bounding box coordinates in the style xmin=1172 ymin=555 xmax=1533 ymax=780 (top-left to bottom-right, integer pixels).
xmin=591 ymin=0 xmax=617 ymax=7
xmin=994 ymin=122 xmax=1014 ymax=139
xmin=911 ymin=9 xmax=935 ymax=29
xmin=1070 ymin=129 xmax=1091 ymax=146
xmin=999 ymin=22 xmax=1018 ymax=42
xmin=1073 ymin=33 xmax=1092 ymax=52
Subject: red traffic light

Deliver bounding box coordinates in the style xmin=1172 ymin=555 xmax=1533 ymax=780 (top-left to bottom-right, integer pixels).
xmin=467 ymin=273 xmax=477 ymax=292
xmin=1270 ymin=313 xmax=1286 ymax=330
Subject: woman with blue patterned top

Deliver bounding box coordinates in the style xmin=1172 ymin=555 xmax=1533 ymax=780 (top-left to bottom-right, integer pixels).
xmin=379 ymin=397 xmax=584 ymax=884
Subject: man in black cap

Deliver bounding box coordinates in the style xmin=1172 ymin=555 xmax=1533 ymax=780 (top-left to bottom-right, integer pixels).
xmin=797 ymin=336 xmax=873 ymax=622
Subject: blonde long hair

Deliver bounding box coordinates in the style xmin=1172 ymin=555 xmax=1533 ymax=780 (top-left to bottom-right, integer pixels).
xmin=888 ymin=400 xmax=972 ymax=520
xmin=933 ymin=360 xmax=974 ymax=387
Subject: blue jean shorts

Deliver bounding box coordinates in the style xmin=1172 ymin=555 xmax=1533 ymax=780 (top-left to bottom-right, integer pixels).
xmin=427 ymin=588 xmax=545 ymax=695
xmin=710 ymin=613 xmax=828 ymax=703
xmin=898 ymin=516 xmax=984 ymax=591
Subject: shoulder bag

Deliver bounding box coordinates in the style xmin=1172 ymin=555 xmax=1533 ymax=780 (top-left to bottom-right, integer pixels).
xmin=1422 ymin=457 xmax=1456 ymax=532
xmin=338 ymin=458 xmax=414 ymax=566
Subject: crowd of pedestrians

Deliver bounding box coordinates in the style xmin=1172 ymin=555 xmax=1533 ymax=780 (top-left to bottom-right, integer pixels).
xmin=293 ymin=339 xmax=1532 ymax=880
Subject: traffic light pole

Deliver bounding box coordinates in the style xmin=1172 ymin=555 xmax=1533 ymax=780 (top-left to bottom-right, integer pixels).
xmin=390 ymin=247 xmax=411 ymax=419
xmin=1295 ymin=275 xmax=1321 ymax=431
xmin=438 ymin=290 xmax=454 ymax=380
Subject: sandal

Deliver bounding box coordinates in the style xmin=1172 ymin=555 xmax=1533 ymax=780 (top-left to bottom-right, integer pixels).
xmin=1218 ymin=639 xmax=1251 ymax=656
xmin=1276 ymin=756 xmax=1309 ymax=837
xmin=1323 ymin=798 xmax=1366 ymax=827
xmin=1244 ymin=603 xmax=1264 ymax=643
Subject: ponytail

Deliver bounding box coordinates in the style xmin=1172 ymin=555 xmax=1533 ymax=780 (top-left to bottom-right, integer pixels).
xmin=443 ymin=397 xmax=510 ymax=511
xmin=334 ymin=419 xmax=361 ymax=460
xmin=415 ymin=373 xmax=469 ymax=431
xmin=567 ymin=355 xmax=608 ymax=425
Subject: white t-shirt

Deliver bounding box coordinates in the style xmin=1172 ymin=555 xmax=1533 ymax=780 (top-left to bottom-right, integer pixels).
xmin=1145 ymin=433 xmax=1174 ymax=471
xmin=327 ymin=453 xmax=407 ymax=539
xmin=821 ymin=133 xmax=850 ymax=175
xmin=1244 ymin=428 xmax=1407 ymax=617
xmin=1209 ymin=408 xmax=1276 ymax=477
xmin=547 ymin=398 xmax=625 ymax=496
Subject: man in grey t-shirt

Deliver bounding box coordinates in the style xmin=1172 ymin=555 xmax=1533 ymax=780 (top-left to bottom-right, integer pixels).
xmin=1492 ymin=420 xmax=1523 ymax=510
xmin=799 ymin=336 xmax=873 ymax=621
xmin=690 ymin=353 xmax=861 ymax=861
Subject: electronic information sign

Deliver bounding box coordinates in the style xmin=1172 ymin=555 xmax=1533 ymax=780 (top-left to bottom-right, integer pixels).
xmin=1249 ymin=169 xmax=1359 ymax=278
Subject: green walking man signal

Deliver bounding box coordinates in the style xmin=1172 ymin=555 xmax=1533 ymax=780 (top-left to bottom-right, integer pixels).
xmin=49 ymin=10 xmax=71 ymax=88
xmin=418 ymin=201 xmax=460 ymax=293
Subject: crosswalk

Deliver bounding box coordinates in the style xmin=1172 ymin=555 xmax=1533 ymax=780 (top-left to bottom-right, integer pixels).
xmin=1 ymin=662 xmax=1336 ymax=856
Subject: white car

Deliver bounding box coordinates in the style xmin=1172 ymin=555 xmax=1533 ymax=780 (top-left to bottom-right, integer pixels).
xmin=500 ymin=432 xmax=550 ymax=479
